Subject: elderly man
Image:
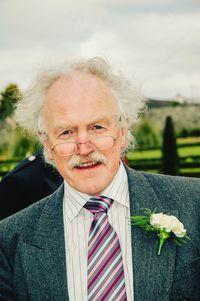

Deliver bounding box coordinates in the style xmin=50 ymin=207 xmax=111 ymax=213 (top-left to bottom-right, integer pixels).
xmin=0 ymin=57 xmax=199 ymax=301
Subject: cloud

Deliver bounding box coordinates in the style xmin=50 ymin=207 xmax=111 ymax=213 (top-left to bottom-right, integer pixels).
xmin=79 ymin=11 xmax=200 ymax=98
xmin=0 ymin=0 xmax=200 ymax=100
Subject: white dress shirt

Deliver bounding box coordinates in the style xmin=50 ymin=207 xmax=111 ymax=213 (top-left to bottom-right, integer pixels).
xmin=63 ymin=162 xmax=134 ymax=300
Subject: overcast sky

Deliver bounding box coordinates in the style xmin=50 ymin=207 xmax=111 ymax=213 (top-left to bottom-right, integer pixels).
xmin=1 ymin=0 xmax=200 ymax=101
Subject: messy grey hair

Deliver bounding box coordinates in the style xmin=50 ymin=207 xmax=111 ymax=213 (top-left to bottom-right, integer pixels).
xmin=15 ymin=57 xmax=146 ymax=153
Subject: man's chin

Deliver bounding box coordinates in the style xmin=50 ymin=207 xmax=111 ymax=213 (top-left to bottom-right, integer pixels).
xmin=70 ymin=171 xmax=109 ymax=195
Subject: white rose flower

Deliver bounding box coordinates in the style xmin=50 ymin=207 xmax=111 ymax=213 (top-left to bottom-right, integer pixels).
xmin=150 ymin=213 xmax=164 ymax=227
xmin=150 ymin=213 xmax=187 ymax=237
xmin=172 ymin=221 xmax=186 ymax=238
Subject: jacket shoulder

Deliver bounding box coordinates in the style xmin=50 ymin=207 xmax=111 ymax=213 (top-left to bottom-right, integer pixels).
xmin=5 ymin=154 xmax=41 ymax=177
xmin=141 ymin=171 xmax=200 ymax=192
xmin=126 ymin=166 xmax=200 ymax=190
xmin=126 ymin=167 xmax=200 ymax=210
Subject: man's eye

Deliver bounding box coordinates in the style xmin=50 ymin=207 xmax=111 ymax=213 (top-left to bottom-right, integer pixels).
xmin=61 ymin=130 xmax=71 ymax=135
xmin=93 ymin=125 xmax=103 ymax=130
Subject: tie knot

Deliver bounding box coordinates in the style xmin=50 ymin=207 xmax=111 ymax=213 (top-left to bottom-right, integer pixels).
xmin=84 ymin=196 xmax=113 ymax=214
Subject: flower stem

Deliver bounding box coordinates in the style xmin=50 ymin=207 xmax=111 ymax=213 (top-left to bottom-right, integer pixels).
xmin=157 ymin=231 xmax=170 ymax=255
xmin=157 ymin=238 xmax=166 ymax=255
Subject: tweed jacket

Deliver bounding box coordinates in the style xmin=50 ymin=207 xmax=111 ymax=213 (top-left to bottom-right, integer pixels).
xmin=0 ymin=167 xmax=199 ymax=301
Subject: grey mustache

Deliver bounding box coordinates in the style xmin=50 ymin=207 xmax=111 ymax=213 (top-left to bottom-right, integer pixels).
xmin=68 ymin=151 xmax=108 ymax=169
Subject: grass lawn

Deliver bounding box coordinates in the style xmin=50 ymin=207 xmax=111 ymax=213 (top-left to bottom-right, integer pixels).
xmin=178 ymin=145 xmax=200 ymax=157
xmin=177 ymin=136 xmax=200 ymax=145
xmin=127 ymin=149 xmax=161 ymax=160
xmin=180 ymin=167 xmax=200 ymax=173
xmin=126 ymin=145 xmax=200 ymax=161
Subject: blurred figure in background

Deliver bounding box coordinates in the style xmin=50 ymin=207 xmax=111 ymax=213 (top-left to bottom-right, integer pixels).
xmin=0 ymin=149 xmax=63 ymax=220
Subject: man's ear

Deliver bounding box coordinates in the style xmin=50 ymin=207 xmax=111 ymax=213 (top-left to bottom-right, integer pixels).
xmin=120 ymin=127 xmax=128 ymax=149
xmin=43 ymin=141 xmax=54 ymax=161
xmin=37 ymin=132 xmax=54 ymax=161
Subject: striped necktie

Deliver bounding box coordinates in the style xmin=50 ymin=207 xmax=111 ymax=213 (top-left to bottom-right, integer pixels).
xmin=84 ymin=195 xmax=127 ymax=301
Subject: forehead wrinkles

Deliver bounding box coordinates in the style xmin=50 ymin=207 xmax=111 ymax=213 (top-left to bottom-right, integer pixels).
xmin=43 ymin=73 xmax=120 ymax=128
xmin=45 ymin=73 xmax=104 ymax=97
xmin=45 ymin=72 xmax=118 ymax=103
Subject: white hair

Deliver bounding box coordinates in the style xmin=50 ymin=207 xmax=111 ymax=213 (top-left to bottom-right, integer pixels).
xmin=15 ymin=57 xmax=146 ymax=154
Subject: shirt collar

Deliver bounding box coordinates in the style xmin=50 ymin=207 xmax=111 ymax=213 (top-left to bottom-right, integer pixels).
xmin=101 ymin=162 xmax=129 ymax=208
xmin=63 ymin=161 xmax=129 ymax=222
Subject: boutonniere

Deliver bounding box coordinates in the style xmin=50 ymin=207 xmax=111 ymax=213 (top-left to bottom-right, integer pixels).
xmin=130 ymin=208 xmax=190 ymax=255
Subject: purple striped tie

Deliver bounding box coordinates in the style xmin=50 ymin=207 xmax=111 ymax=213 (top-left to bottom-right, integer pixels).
xmin=84 ymin=195 xmax=127 ymax=301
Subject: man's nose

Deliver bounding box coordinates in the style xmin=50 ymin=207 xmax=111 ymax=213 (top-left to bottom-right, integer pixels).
xmin=76 ymin=141 xmax=94 ymax=156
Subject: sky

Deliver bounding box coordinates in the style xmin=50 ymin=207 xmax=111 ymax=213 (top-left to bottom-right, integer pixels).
xmin=1 ymin=0 xmax=200 ymax=101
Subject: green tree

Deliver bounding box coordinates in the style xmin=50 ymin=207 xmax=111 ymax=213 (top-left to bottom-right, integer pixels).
xmin=134 ymin=121 xmax=161 ymax=150
xmin=0 ymin=83 xmax=22 ymax=121
xmin=161 ymin=116 xmax=179 ymax=175
xmin=0 ymin=84 xmax=39 ymax=160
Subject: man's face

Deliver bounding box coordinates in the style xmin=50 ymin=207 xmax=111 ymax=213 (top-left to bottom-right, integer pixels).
xmin=43 ymin=71 xmax=127 ymax=195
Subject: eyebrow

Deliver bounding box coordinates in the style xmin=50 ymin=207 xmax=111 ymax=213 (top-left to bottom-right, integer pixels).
xmin=89 ymin=116 xmax=112 ymax=125
xmin=53 ymin=114 xmax=118 ymax=134
xmin=53 ymin=123 xmax=72 ymax=135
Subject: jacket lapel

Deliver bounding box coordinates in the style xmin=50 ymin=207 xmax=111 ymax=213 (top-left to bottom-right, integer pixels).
xmin=126 ymin=167 xmax=177 ymax=300
xmin=20 ymin=184 xmax=69 ymax=301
